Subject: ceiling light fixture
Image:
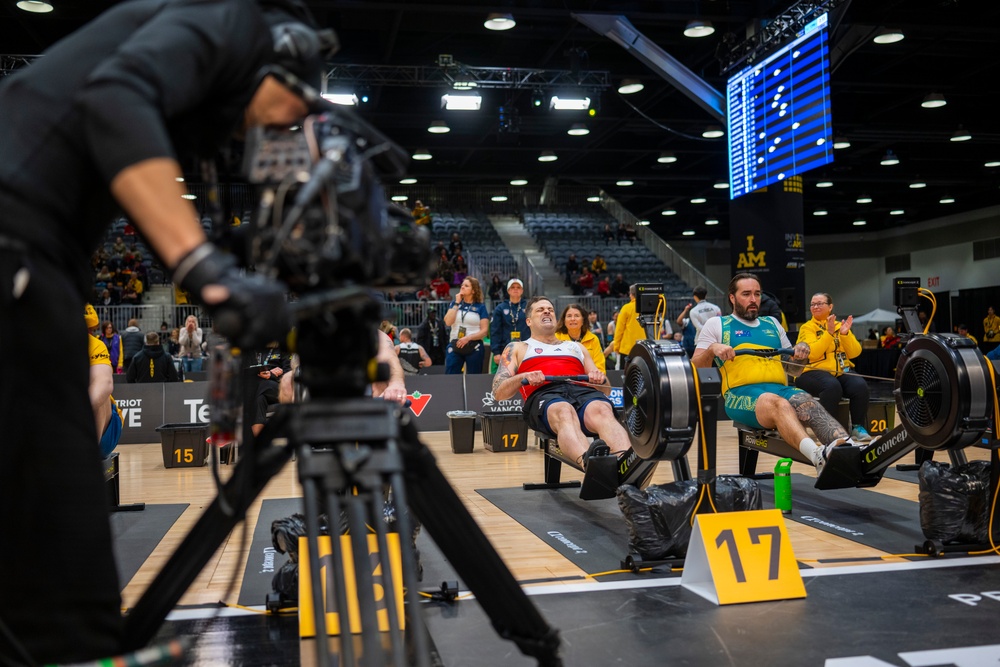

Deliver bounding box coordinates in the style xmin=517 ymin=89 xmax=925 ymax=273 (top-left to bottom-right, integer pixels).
xmin=813 ymin=208 xmax=828 ymax=216
xmin=322 ymin=92 xmax=358 ymax=106
xmin=853 ymin=219 xmax=867 ymax=226
xmin=816 ymin=180 xmax=833 ymax=188
xmin=921 ymin=92 xmax=947 ymax=109
xmin=890 ymin=209 xmax=905 ymax=216
xmin=713 ymin=180 xmax=729 ymax=190
xmin=411 ymin=148 xmax=432 ymax=161
xmin=567 ymin=123 xmax=590 ymax=136
xmin=682 ymin=229 xmax=696 ymax=236
xmin=427 ymin=119 xmax=450 ymax=134
xmin=833 ymin=136 xmax=851 ymax=149
xmin=705 ymin=219 xmax=719 ymax=226
xmin=181 ymin=194 xmax=197 ymax=200
xmin=880 ymin=149 xmax=899 ymax=165
xmin=442 ymin=93 xmax=482 ymax=111
xmin=452 ymin=78 xmax=478 ymax=91
xmin=857 ymin=194 xmax=872 ymax=204
xmin=616 ymin=180 xmax=634 ymax=187
xmin=702 ymin=125 xmax=724 ymax=139
xmin=491 ymin=195 xmax=508 ymax=202
xmin=617 ymin=79 xmax=644 ymax=95
xmin=399 ymin=178 xmax=417 ymax=185
xmin=550 ymin=94 xmax=591 ymax=110
xmin=538 ymin=150 xmax=558 ymax=162
xmin=909 ymin=180 xmax=927 ymax=189
xmin=637 ymin=220 xmax=651 ymax=226
xmin=16 ymin=0 xmax=53 ymax=12
xmin=950 ymin=125 xmax=972 ymax=142
xmin=691 ymin=197 xmax=707 ymax=204
xmin=391 ymin=195 xmax=409 ymax=202
xmin=661 ymin=209 xmax=677 ymax=216
xmin=939 ymin=196 xmax=956 ymax=204
xmin=873 ymin=27 xmax=905 ymax=44
xmin=657 ymin=151 xmax=678 ymax=164
xmin=484 ymin=13 xmax=516 ymax=31
xmin=984 ymin=160 xmax=1000 ymax=168
xmin=683 ymin=19 xmax=715 ymax=38
xmin=510 ymin=178 xmax=528 ymax=186
xmin=586 ymin=195 xmax=601 ymax=202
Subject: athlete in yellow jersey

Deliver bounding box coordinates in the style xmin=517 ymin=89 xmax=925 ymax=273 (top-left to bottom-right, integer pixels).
xmin=691 ymin=273 xmax=853 ymax=474
xmin=86 ymin=305 xmax=123 ymax=458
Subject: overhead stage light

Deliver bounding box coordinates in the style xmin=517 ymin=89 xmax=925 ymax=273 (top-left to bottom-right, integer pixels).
xmin=411 ymin=148 xmax=432 ymax=161
xmin=853 ymin=219 xmax=867 ymax=226
xmin=322 ymin=92 xmax=358 ymax=106
xmin=491 ymin=195 xmax=508 ymax=202
xmin=890 ymin=209 xmax=905 ymax=216
xmin=880 ymin=150 xmax=899 ymax=166
xmin=587 ymin=195 xmax=601 ymax=202
xmin=690 ymin=197 xmax=707 ymax=204
xmin=567 ymin=123 xmax=590 ymax=136
xmin=857 ymin=194 xmax=872 ymax=204
xmin=813 ymin=208 xmax=828 ymax=216
xmin=815 ymin=180 xmax=833 ymax=188
xmin=921 ymin=92 xmax=946 ymax=109
xmin=510 ymin=179 xmax=528 ymax=186
xmin=16 ymin=0 xmax=53 ymax=12
xmin=616 ymin=180 xmax=634 ymax=187
xmin=873 ymin=28 xmax=904 ymax=44
xmin=950 ymin=125 xmax=971 ymax=142
xmin=550 ymin=95 xmax=591 ymax=110
xmin=713 ymin=180 xmax=729 ymax=190
xmin=833 ymin=136 xmax=851 ymax=149
xmin=661 ymin=209 xmax=677 ymax=216
xmin=684 ymin=20 xmax=715 ymax=38
xmin=442 ymin=93 xmax=482 ymax=111
xmin=399 ymin=178 xmax=418 ymax=185
xmin=657 ymin=151 xmax=677 ymax=164
xmin=484 ymin=13 xmax=516 ymax=31
xmin=617 ymin=79 xmax=644 ymax=95
xmin=702 ymin=125 xmax=724 ymax=138
xmin=391 ymin=195 xmax=409 ymax=202
xmin=538 ymin=151 xmax=558 ymax=162
xmin=427 ymin=120 xmax=450 ymax=134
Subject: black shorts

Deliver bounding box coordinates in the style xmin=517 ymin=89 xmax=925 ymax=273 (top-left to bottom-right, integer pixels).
xmin=522 ymin=383 xmax=613 ymax=437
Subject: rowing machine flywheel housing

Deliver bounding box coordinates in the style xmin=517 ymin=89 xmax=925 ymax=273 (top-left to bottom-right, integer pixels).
xmin=622 ymin=340 xmax=698 ymax=461
xmin=894 ymin=333 xmax=994 ymax=450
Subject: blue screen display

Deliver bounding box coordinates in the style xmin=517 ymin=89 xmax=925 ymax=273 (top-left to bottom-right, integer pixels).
xmin=727 ymin=13 xmax=833 ymax=199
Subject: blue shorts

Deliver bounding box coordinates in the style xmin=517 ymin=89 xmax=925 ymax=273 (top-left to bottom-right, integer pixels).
xmin=723 ymin=383 xmax=804 ymax=429
xmin=99 ymin=406 xmax=123 ymax=459
xmin=523 ymin=383 xmax=613 ymax=437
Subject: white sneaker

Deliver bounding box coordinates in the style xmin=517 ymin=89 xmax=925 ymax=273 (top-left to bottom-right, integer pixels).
xmin=812 ymin=437 xmax=850 ymax=476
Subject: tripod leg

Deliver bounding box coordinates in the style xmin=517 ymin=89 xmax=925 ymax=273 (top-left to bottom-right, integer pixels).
xmin=398 ymin=419 xmax=562 ymax=667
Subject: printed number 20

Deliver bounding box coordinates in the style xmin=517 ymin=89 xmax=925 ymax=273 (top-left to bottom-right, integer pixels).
xmin=715 ymin=526 xmax=781 ymax=582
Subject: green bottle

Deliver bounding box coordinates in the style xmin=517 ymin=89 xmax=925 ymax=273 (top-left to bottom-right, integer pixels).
xmin=774 ymin=458 xmax=793 ymax=514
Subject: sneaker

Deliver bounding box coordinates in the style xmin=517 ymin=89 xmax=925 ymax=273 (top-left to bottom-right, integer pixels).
xmin=581 ymin=439 xmax=611 ymax=471
xmin=812 ymin=437 xmax=850 ymax=476
xmin=850 ymin=426 xmax=873 ymax=442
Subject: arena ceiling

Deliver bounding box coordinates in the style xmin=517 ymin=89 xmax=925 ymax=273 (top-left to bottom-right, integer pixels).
xmin=2 ymin=0 xmax=998 ymax=242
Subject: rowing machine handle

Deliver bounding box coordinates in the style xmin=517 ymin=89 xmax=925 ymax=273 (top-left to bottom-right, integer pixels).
xmin=733 ymin=347 xmax=795 ymax=357
xmin=520 ymin=374 xmax=590 ymax=385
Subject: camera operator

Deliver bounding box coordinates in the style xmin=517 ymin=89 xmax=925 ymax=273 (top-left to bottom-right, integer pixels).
xmin=0 ymin=0 xmax=336 ymax=663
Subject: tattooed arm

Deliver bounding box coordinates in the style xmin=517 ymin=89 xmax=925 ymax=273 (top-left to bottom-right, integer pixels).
xmin=492 ymin=342 xmax=529 ymax=400
xmin=789 ymin=391 xmax=849 ymax=443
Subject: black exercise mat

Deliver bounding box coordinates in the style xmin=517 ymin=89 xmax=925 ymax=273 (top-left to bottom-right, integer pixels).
xmin=477 ymin=487 xmax=637 ymax=575
xmin=239 ymin=498 xmax=460 ymax=606
xmin=757 ymin=473 xmax=925 ymax=556
xmin=110 ymin=504 xmax=187 ymax=589
xmin=882 ymin=467 xmax=920 ymax=484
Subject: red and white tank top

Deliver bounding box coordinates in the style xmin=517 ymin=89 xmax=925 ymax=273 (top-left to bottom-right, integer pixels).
xmin=518 ymin=338 xmax=586 ymax=400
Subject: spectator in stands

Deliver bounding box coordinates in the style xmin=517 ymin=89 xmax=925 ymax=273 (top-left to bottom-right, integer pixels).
xmin=490 ymin=278 xmax=530 ymax=370
xmin=956 ymin=323 xmax=977 ymax=345
xmin=448 ymin=232 xmax=464 ymax=260
xmin=596 ymin=274 xmax=611 ymax=298
xmin=111 ymin=236 xmax=127 ymax=258
xmin=609 ymin=273 xmax=629 ymax=298
xmin=121 ymin=272 xmax=143 ymax=307
xmin=575 ymin=266 xmax=595 ymax=296
xmin=556 ymin=303 xmax=605 ymax=372
xmin=796 ymin=292 xmax=871 ymax=441
xmin=120 ymin=318 xmax=144 ymax=373
xmin=379 ymin=320 xmax=398 ymax=344
xmin=166 ymin=328 xmax=181 ymax=357
xmin=127 ymin=332 xmax=180 ymax=384
xmin=677 ymin=285 xmax=722 ymax=340
xmin=433 ymin=240 xmax=447 ymax=259
xmin=867 ymin=328 xmax=879 ymax=341
xmin=983 ymin=306 xmax=999 ymax=354
xmin=625 ymin=223 xmax=637 ymax=244
xmin=588 ymin=310 xmax=605 ymax=347
xmin=99 ymin=288 xmax=115 ymax=307
xmin=178 ymin=314 xmax=204 ymax=373
xmin=416 ymin=307 xmax=448 ymax=366
xmin=604 ymin=284 xmax=647 ymax=369
xmin=603 ymin=223 xmax=615 ymax=246
xmin=616 ymin=222 xmax=627 ymax=245
xmin=564 ymin=253 xmax=579 ymax=286
xmin=98 ymin=321 xmax=124 ymax=374
xmin=881 ymin=326 xmax=901 ymax=349
xmin=411 ymin=199 xmax=432 ymax=228
xmin=396 ymin=327 xmax=432 ymax=374
xmin=443 ymin=276 xmax=489 ymax=374
xmin=492 ymin=296 xmax=629 ymax=468
xmin=96 ymin=264 xmax=114 ymax=284
xmin=430 ymin=272 xmax=451 ymax=299
xmin=488 ymin=274 xmax=505 ymax=302
xmin=453 ymin=252 xmax=468 ymax=281
xmin=591 ymin=254 xmax=607 ymax=275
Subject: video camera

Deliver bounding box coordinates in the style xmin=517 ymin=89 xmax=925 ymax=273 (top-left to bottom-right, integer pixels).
xmin=241 ymin=103 xmax=430 ymax=294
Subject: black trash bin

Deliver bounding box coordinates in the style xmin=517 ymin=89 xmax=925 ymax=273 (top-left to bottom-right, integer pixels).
xmin=446 ymin=411 xmax=477 ymax=454
xmin=156 ymin=422 xmax=209 ymax=468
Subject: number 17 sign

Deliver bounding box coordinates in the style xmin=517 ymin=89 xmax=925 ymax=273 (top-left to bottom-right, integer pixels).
xmin=681 ymin=509 xmax=806 ymax=605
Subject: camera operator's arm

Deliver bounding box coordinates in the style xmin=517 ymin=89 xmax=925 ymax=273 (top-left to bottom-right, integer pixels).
xmin=372 ymin=330 xmax=407 ymax=404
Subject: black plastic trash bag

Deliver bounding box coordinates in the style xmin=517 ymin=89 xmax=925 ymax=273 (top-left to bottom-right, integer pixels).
xmin=918 ymin=460 xmax=992 ymax=544
xmin=617 ymin=476 xmax=762 ymax=560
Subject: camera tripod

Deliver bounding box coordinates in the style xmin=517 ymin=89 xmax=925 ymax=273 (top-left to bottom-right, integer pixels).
xmin=121 ymin=289 xmax=562 ymax=666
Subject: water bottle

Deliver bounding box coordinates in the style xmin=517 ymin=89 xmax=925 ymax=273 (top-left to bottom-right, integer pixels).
xmin=774 ymin=458 xmax=793 ymax=514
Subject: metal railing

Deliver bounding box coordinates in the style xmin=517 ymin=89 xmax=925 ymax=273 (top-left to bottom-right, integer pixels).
xmin=93 ymin=304 xmax=206 ymax=335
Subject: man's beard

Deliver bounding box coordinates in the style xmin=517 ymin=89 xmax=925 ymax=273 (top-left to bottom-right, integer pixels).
xmin=734 ymin=301 xmax=758 ymax=321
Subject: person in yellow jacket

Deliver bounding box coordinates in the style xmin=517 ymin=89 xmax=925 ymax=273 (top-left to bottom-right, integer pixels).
xmin=604 ymin=284 xmax=647 ymax=369
xmin=795 ymin=292 xmax=872 ymax=442
xmin=85 ymin=305 xmax=123 ymax=458
xmin=555 ymin=303 xmax=605 ymax=372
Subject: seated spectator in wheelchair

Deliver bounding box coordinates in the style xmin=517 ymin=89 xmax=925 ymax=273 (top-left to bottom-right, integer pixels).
xmin=691 ymin=273 xmax=854 ymax=474
xmin=796 ymin=292 xmax=872 ymax=442
xmin=492 ymin=296 xmax=630 ymax=469
xmin=126 ymin=331 xmax=180 ymax=384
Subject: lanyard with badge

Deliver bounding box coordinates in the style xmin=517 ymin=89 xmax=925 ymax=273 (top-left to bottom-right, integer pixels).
xmin=509 ymin=301 xmax=522 ymax=340
xmin=457 ymin=304 xmax=470 ymax=339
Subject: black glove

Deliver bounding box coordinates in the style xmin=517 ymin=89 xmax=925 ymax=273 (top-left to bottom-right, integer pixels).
xmin=173 ymin=243 xmax=290 ymax=349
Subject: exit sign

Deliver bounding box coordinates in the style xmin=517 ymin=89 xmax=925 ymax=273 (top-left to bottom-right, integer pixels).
xmin=927 ymin=276 xmax=940 ymax=287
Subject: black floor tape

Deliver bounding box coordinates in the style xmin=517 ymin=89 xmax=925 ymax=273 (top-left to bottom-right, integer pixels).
xmin=110 ymin=503 xmax=187 ymax=589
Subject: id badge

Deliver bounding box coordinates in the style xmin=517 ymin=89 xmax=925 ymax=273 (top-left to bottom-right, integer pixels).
xmin=836 ymin=351 xmax=847 ymax=372
xmin=457 ymin=326 xmax=467 ymax=339
xmin=511 ymin=331 xmax=521 ymax=340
